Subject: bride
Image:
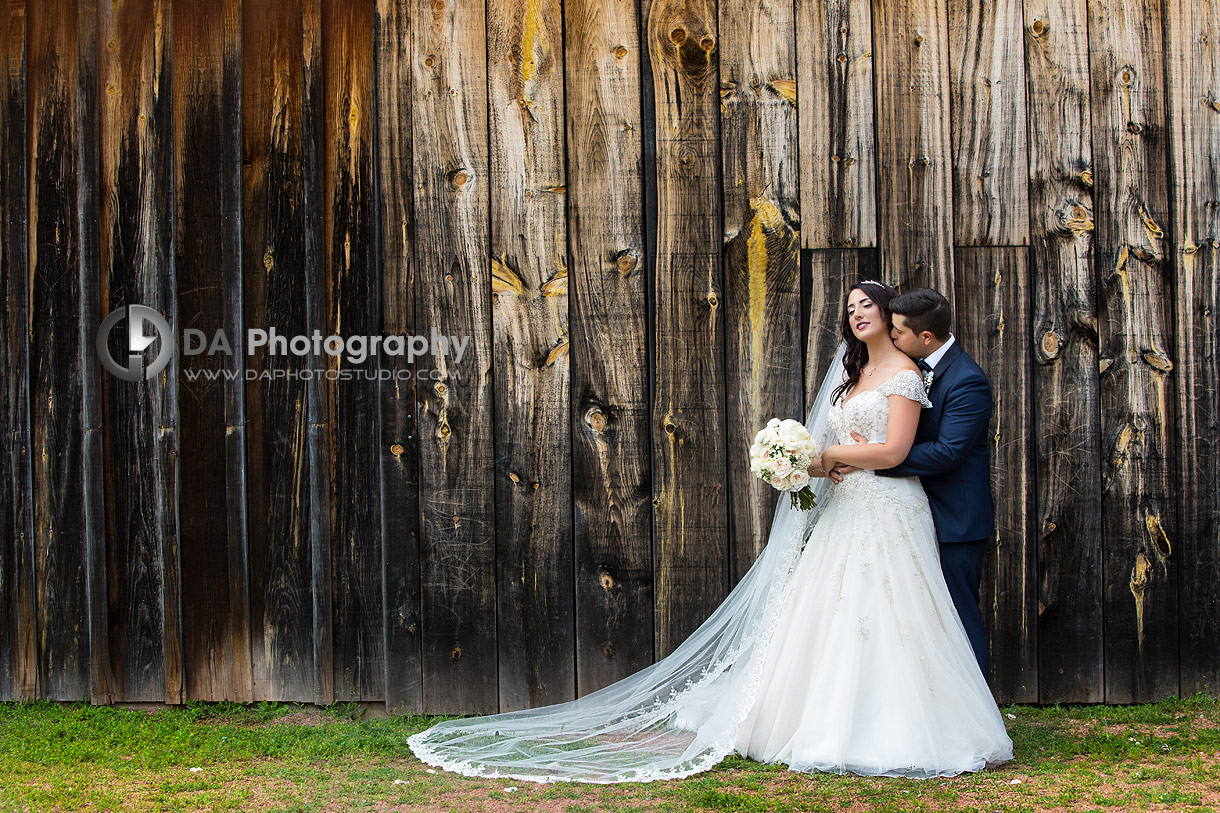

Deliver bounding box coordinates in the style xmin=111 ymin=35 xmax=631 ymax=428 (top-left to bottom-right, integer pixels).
xmin=408 ymin=280 xmax=1014 ymax=783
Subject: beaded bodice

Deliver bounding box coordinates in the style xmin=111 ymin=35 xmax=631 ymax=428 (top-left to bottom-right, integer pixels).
xmin=827 ymin=369 xmax=932 ymax=446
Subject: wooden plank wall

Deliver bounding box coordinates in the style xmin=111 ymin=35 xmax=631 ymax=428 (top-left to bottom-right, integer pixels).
xmin=1 ymin=0 xmax=1217 ymax=711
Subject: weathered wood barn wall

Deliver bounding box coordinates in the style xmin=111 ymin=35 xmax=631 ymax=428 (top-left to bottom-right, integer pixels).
xmin=0 ymin=0 xmax=1216 ymax=713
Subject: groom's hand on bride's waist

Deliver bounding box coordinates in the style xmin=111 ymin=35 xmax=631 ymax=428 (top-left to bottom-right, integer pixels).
xmin=825 ymin=431 xmax=871 ymax=481
xmin=828 ymin=463 xmax=860 ymax=483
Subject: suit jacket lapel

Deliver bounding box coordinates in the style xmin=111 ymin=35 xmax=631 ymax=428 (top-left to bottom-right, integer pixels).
xmin=932 ymin=340 xmax=965 ymax=381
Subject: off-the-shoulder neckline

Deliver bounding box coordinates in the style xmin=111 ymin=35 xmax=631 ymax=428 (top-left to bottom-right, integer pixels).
xmin=837 ymin=368 xmax=922 ymax=408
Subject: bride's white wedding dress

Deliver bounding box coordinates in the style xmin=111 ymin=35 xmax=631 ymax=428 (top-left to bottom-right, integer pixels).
xmin=408 ymin=347 xmax=1013 ymax=783
xmin=726 ymin=369 xmax=1013 ymax=775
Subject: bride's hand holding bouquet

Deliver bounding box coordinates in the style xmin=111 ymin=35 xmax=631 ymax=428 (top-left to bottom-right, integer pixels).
xmin=749 ymin=418 xmax=819 ymax=511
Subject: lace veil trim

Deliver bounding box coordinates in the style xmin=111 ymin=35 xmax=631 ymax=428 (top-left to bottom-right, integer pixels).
xmin=406 ymin=342 xmax=852 ymax=784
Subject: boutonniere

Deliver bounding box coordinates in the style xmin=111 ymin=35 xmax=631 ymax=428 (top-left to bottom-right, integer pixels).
xmin=922 ymin=370 xmax=935 ymax=391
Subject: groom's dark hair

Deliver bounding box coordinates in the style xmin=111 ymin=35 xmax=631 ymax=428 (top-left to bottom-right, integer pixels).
xmin=889 ymin=288 xmax=951 ymax=340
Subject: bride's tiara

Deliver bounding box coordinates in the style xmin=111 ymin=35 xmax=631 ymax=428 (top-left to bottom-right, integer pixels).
xmin=857 ymin=279 xmax=888 ymax=288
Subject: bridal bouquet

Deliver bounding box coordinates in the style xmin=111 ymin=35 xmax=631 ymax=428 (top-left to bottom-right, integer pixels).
xmin=749 ymin=418 xmax=819 ymax=511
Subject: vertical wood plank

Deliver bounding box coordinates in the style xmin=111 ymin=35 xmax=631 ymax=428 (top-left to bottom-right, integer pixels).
xmin=872 ymin=0 xmax=955 ymax=293
xmin=374 ymin=0 xmax=424 ymax=715
xmin=1088 ymin=0 xmax=1178 ymax=703
xmin=955 ymin=246 xmax=1037 ymax=703
xmin=643 ymin=0 xmax=730 ymax=658
xmin=721 ymin=0 xmax=802 ymax=581
xmin=487 ymin=0 xmax=575 ymax=710
xmin=797 ymin=0 xmax=877 ymax=248
xmin=322 ymin=0 xmax=384 ymax=704
xmin=564 ymin=0 xmax=655 ymax=696
xmin=1165 ymin=0 xmax=1220 ymax=697
xmin=173 ymin=0 xmax=252 ymax=704
xmin=0 ymin=0 xmax=33 ymax=702
xmin=242 ymin=0 xmax=322 ymax=703
xmin=412 ymin=0 xmax=498 ymax=714
xmin=1023 ymin=0 xmax=1104 ymax=703
xmin=78 ymin=0 xmax=110 ymax=707
xmin=301 ymin=0 xmax=335 ymax=708
xmin=947 ymin=0 xmax=1029 ymax=245
xmin=27 ymin=0 xmax=91 ymax=701
xmin=98 ymin=0 xmax=180 ymax=702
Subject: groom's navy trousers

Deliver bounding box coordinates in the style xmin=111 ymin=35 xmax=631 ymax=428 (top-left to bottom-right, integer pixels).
xmin=876 ymin=341 xmax=994 ymax=683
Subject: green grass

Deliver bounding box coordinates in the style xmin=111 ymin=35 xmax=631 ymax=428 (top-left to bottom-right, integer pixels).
xmin=1 ymin=694 xmax=1217 ymax=811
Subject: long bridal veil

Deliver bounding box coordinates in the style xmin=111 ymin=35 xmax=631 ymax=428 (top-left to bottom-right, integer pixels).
xmin=408 ymin=342 xmax=850 ymax=783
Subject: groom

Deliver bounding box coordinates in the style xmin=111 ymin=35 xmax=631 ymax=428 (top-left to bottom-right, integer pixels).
xmin=831 ymin=288 xmax=995 ymax=683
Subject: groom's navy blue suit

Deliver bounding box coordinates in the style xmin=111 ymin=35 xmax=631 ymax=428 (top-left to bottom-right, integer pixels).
xmin=875 ymin=339 xmax=994 ymax=682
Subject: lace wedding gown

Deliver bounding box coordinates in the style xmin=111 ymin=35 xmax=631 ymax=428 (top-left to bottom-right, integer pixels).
xmin=724 ymin=369 xmax=1014 ymax=775
xmin=408 ymin=363 xmax=1013 ymax=783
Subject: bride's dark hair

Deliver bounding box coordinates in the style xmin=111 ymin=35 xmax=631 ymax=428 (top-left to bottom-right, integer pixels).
xmin=831 ymin=280 xmax=901 ymax=405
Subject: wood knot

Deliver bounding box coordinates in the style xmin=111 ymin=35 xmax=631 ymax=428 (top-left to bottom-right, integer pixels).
xmin=424 ymin=55 xmax=435 ymax=68
xmin=449 ymin=168 xmax=471 ymax=188
xmin=1142 ymin=350 xmax=1173 ymax=372
xmin=450 ymin=646 xmax=462 ymax=661
xmin=1031 ymin=19 xmax=1046 ymax=36
xmin=599 ymin=570 xmax=615 ymax=590
xmin=603 ymin=642 xmax=615 ymax=658
xmin=434 ymin=381 xmax=447 ymax=396
xmin=670 ymin=27 xmax=686 ymax=45
xmin=585 ymin=407 xmax=608 ymax=433
xmin=664 ymin=421 xmax=677 ymax=434
xmin=614 ymin=249 xmax=639 ymax=275
xmin=700 ymin=36 xmax=715 ymax=51
xmin=614 ymin=45 xmax=628 ymax=59
xmin=913 ymin=33 xmax=924 ymax=46
xmin=1129 ymin=552 xmax=1150 ymax=596
xmin=508 ymin=471 xmax=520 ymax=483
xmin=1145 ymin=511 xmax=1172 ymax=560
xmin=1127 ymin=121 xmax=1142 ymax=135
xmin=390 ymin=443 xmax=404 ymax=456
xmin=1041 ymin=330 xmax=1060 ymax=359
xmin=707 ymin=293 xmax=718 ymax=307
